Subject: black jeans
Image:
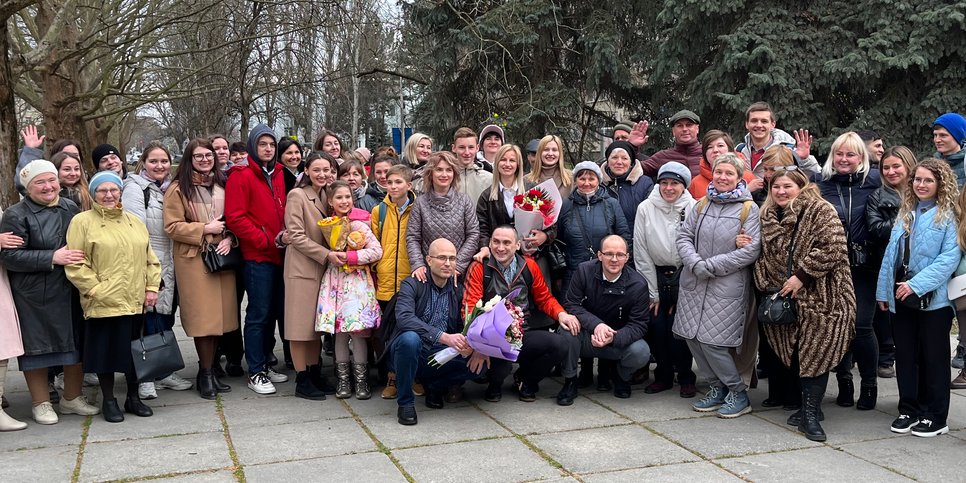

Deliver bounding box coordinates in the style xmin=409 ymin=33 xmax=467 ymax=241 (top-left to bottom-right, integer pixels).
xmin=489 ymin=329 xmax=567 ymax=387
xmin=893 ymin=304 xmax=953 ymax=425
xmin=835 ymin=268 xmax=878 ymax=386
xmin=647 ymin=299 xmax=695 ymax=386
xmin=873 ymin=306 xmax=895 ymax=367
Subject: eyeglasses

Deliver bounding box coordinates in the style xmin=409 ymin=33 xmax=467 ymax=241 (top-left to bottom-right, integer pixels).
xmin=599 ymin=252 xmax=628 ymax=260
xmin=193 ymin=153 xmax=215 ymax=161
xmin=95 ymin=188 xmax=120 ymax=195
xmin=913 ymin=177 xmax=936 ymax=185
xmin=772 ymin=165 xmax=799 ymax=172
xmin=428 ymin=255 xmax=457 ymax=263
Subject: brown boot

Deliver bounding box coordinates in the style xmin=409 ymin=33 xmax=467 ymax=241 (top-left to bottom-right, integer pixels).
xmin=381 ymin=372 xmax=397 ymax=399
xmin=952 ymin=369 xmax=966 ymax=390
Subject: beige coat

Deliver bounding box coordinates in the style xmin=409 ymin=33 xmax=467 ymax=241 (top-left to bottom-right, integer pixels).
xmin=163 ymin=181 xmax=238 ymax=337
xmin=0 ymin=208 xmax=24 ymax=361
xmin=283 ymin=186 xmax=331 ymax=341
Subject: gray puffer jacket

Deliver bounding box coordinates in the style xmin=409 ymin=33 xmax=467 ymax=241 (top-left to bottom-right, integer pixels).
xmin=406 ymin=188 xmax=480 ymax=275
xmin=673 ymin=190 xmax=761 ymax=347
xmin=122 ymin=174 xmax=175 ymax=314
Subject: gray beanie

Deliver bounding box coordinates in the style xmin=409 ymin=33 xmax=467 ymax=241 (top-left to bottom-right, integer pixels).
xmin=572 ymin=160 xmax=603 ymax=181
xmin=657 ymin=161 xmax=692 ymax=188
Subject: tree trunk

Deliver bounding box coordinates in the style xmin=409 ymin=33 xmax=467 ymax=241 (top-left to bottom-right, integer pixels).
xmin=0 ymin=21 xmax=19 ymax=205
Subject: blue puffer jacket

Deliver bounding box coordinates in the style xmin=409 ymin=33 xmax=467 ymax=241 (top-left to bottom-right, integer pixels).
xmin=876 ymin=204 xmax=960 ymax=312
xmin=813 ymin=169 xmax=881 ymax=248
xmin=558 ymin=187 xmax=631 ymax=287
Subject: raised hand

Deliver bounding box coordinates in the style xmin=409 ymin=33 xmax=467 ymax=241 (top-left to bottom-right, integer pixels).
xmin=628 ymin=120 xmax=650 ymax=148
xmin=20 ymin=125 xmax=45 ymax=149
xmin=794 ymin=129 xmax=813 ymax=161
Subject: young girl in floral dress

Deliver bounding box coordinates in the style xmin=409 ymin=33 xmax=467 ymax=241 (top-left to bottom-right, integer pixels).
xmin=316 ymin=181 xmax=383 ymax=400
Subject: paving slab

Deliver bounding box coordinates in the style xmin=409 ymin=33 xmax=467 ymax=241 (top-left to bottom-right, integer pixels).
xmin=87 ymin=402 xmax=222 ymax=443
xmin=477 ymin=395 xmax=627 ymax=435
xmin=393 ymin=437 xmax=560 ymax=483
xmin=143 ymin=386 xmax=222 ymax=408
xmin=873 ymin=392 xmax=966 ymax=431
xmin=0 ymin=445 xmax=79 ymax=481
xmin=584 ymin=387 xmax=714 ymax=422
xmin=79 ymin=432 xmax=232 ymax=482
xmin=221 ymin=393 xmax=349 ymax=428
xmin=362 ymin=404 xmax=510 ymax=449
xmin=230 ymin=418 xmax=376 ymax=466
xmin=528 ymin=424 xmax=699 ymax=474
xmin=0 ymin=406 xmax=84 ymax=452
xmin=244 ymin=452 xmax=407 ymax=482
xmin=718 ymin=446 xmax=913 ymax=482
xmin=148 ymin=469 xmax=238 ymax=482
xmin=754 ymin=400 xmax=902 ymax=445
xmin=581 ymin=461 xmax=743 ymax=482
xmin=342 ymin=390 xmax=417 ymax=417
xmin=646 ymin=413 xmax=821 ymax=459
xmin=839 ymin=434 xmax=966 ymax=482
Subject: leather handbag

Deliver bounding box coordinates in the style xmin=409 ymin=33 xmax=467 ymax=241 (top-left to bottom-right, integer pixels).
xmin=544 ymin=239 xmax=568 ymax=272
xmin=895 ymin=233 xmax=933 ymax=310
xmin=758 ymin=209 xmax=803 ymax=326
xmin=655 ymin=265 xmax=682 ymax=303
xmin=130 ymin=314 xmax=185 ymax=382
xmin=202 ymin=239 xmax=244 ymax=274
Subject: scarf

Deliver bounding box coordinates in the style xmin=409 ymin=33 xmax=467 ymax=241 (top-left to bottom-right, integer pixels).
xmin=140 ymin=170 xmax=172 ymax=193
xmin=707 ymin=180 xmax=748 ymax=201
xmin=191 ymin=171 xmax=214 ymax=187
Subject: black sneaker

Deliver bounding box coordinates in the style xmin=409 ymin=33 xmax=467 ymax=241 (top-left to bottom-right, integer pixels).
xmin=425 ymin=391 xmax=444 ymax=409
xmin=484 ymin=383 xmax=502 ymax=403
xmin=910 ymin=419 xmax=949 ymax=438
xmin=890 ymin=414 xmax=917 ymax=434
xmin=613 ymin=377 xmax=632 ymax=399
xmin=517 ymin=381 xmax=537 ymax=402
xmin=556 ymin=377 xmax=578 ymax=406
xmin=397 ymin=405 xmax=417 ymax=426
xmin=953 ymin=345 xmax=965 ymax=369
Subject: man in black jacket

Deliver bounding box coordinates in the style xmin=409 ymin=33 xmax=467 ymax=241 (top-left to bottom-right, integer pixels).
xmin=558 ymin=235 xmax=651 ymax=405
xmin=388 ymin=238 xmax=487 ymax=425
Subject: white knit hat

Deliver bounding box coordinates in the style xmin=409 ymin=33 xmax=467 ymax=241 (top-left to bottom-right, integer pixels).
xmin=19 ymin=160 xmax=58 ymax=187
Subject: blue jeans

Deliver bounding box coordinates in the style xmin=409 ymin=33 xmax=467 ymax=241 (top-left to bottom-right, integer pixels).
xmin=243 ymin=261 xmax=284 ymax=376
xmin=391 ymin=331 xmax=476 ymax=407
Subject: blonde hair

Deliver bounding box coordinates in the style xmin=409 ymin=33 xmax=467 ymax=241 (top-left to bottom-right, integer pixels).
xmin=488 ymin=144 xmax=526 ymax=201
xmin=712 ymin=152 xmax=745 ymax=178
xmin=404 ymin=133 xmax=433 ymax=167
xmin=526 ymin=135 xmax=572 ymax=187
xmin=761 ymin=168 xmax=821 ymax=215
xmin=903 ymin=159 xmax=960 ymax=235
xmin=821 ymin=132 xmax=871 ymax=181
xmin=422 ymin=151 xmax=461 ymax=194
xmin=880 ymin=146 xmax=917 ymax=190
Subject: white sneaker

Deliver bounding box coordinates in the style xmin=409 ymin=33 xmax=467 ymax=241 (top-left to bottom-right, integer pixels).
xmin=59 ymin=396 xmax=100 ymax=416
xmin=266 ymin=367 xmax=289 ymax=383
xmin=53 ymin=373 xmax=65 ymax=391
xmin=248 ymin=372 xmax=276 ymax=395
xmin=83 ymin=373 xmax=99 ymax=387
xmin=139 ymin=382 xmax=158 ymax=400
xmin=156 ymin=373 xmax=193 ymax=391
xmin=32 ymin=401 xmax=59 ymax=425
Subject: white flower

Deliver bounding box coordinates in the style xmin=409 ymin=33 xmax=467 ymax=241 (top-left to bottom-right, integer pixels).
xmin=483 ymin=295 xmax=502 ymax=312
xmin=428 ymin=347 xmax=460 ymax=367
xmin=475 ymin=300 xmax=483 ymax=309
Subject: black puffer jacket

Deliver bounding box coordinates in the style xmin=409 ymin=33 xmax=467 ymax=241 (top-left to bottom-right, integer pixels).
xmin=865 ymin=184 xmax=901 ymax=269
xmin=812 ymin=170 xmax=882 ymax=259
xmin=0 ymin=197 xmax=80 ymax=355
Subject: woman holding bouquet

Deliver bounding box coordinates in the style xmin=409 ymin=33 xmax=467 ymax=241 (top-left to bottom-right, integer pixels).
xmin=407 ymin=152 xmax=480 ymax=281
xmin=316 ymin=181 xmax=383 ymax=400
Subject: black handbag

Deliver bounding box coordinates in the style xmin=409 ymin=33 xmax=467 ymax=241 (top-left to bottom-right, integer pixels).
xmin=202 ymin=239 xmax=244 ymax=273
xmin=758 ymin=209 xmax=803 ymax=326
xmin=655 ymin=265 xmax=682 ymax=303
xmin=130 ymin=314 xmax=185 ymax=382
xmin=544 ymin=239 xmax=568 ymax=272
xmin=895 ymin=233 xmax=933 ymax=310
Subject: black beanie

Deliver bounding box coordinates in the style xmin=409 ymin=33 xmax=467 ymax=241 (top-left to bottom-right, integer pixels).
xmin=92 ymin=144 xmax=120 ymax=164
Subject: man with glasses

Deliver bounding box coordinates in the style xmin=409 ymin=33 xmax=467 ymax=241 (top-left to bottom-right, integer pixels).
xmin=557 ymin=234 xmax=651 ymax=404
xmin=387 ymin=238 xmax=485 ymax=425
xmin=463 ymin=226 xmax=580 ymax=403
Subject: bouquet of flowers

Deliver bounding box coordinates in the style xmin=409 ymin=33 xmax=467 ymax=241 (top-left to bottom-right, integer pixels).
xmin=317 ymin=216 xmax=349 ymax=250
xmin=342 ymin=230 xmax=369 ymax=273
xmin=513 ymin=179 xmax=562 ymax=242
xmin=428 ymin=288 xmax=525 ymax=367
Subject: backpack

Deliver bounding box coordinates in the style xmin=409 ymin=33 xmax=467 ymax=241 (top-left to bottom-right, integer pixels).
xmin=376 ymin=201 xmax=388 ymax=236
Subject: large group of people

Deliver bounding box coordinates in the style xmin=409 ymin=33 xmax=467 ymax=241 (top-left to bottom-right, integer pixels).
xmin=1 ymin=103 xmax=965 ymax=447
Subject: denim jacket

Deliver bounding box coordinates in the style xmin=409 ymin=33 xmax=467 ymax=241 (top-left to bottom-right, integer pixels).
xmin=876 ymin=205 xmax=959 ymax=312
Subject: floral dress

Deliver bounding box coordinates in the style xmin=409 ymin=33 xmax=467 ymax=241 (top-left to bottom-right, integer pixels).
xmin=316 ymin=210 xmax=383 ymax=333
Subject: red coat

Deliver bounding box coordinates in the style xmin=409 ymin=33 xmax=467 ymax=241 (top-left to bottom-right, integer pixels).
xmin=226 ymin=160 xmax=287 ymax=264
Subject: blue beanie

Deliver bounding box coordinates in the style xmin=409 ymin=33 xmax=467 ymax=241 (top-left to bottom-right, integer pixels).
xmin=934 ymin=113 xmax=966 ymax=148
xmin=89 ymin=171 xmax=124 ymax=196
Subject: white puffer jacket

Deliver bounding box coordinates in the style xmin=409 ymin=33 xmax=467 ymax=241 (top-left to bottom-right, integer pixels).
xmin=633 ymin=188 xmax=697 ymax=302
xmin=122 ymin=174 xmax=175 ymax=315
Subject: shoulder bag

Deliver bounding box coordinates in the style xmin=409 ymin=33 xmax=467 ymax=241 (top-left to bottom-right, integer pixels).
xmin=130 ymin=312 xmax=186 ymax=382
xmin=895 ymin=232 xmax=933 ymax=310
xmin=758 ymin=209 xmax=803 ymax=326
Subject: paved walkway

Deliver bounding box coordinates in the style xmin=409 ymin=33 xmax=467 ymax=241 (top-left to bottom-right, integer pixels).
xmin=1 ymin=325 xmax=965 ymax=482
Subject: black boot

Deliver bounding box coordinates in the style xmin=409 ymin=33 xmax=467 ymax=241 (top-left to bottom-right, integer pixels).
xmin=197 ymin=368 xmax=217 ymax=400
xmin=295 ymin=371 xmax=325 ymax=401
xmin=578 ymin=358 xmax=594 ymax=388
xmin=596 ymin=359 xmax=614 ymax=392
xmin=212 ymin=372 xmax=232 ymax=393
xmin=835 ymin=377 xmax=854 ymax=407
xmin=556 ymin=377 xmax=578 ymax=406
xmin=102 ymin=398 xmax=124 ymax=423
xmin=309 ymin=364 xmax=337 ymax=395
xmin=786 ymin=408 xmax=825 ymax=426
xmin=856 ymin=383 xmax=877 ymax=410
xmin=124 ymin=395 xmax=154 ymax=417
xmin=799 ymin=377 xmax=827 ymax=442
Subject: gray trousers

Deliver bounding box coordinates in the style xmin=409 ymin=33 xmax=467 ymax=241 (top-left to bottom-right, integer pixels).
xmin=560 ymin=329 xmax=651 ymax=381
xmin=686 ymin=338 xmax=747 ymax=393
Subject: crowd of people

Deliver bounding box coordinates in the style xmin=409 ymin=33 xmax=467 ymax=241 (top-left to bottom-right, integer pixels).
xmin=1 ymin=103 xmax=965 ymax=445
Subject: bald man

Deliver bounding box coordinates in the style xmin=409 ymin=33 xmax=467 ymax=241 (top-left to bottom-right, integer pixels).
xmin=385 ymin=238 xmax=487 ymax=425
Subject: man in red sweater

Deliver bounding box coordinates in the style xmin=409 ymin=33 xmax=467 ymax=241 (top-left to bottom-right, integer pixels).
xmin=225 ymin=124 xmax=289 ymax=395
xmin=463 ymin=226 xmax=580 ymax=402
xmin=637 ymin=110 xmax=704 ymax=178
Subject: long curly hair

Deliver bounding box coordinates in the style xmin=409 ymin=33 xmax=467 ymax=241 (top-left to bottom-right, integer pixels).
xmin=901 ymin=158 xmax=960 ymax=234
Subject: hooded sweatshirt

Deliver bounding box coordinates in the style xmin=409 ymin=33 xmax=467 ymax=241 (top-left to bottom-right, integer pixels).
xmin=225 ymin=124 xmax=287 ymax=264
xmin=633 ymin=187 xmax=697 ymax=302
xmin=737 ymin=128 xmax=821 ymax=178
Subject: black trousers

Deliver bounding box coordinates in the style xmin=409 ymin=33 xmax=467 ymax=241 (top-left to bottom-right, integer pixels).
xmin=873 ymin=306 xmax=895 ymax=367
xmin=836 ymin=268 xmax=879 ymax=385
xmin=489 ymin=329 xmax=567 ymax=387
xmin=761 ymin=323 xmax=800 ymax=406
xmin=893 ymin=304 xmax=953 ymax=425
xmin=648 ymin=299 xmax=695 ymax=386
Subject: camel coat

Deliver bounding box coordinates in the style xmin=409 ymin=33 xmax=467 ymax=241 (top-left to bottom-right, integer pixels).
xmin=754 ymin=196 xmax=855 ymax=377
xmin=283 ymin=186 xmax=331 ymax=341
xmin=163 ymin=181 xmax=238 ymax=337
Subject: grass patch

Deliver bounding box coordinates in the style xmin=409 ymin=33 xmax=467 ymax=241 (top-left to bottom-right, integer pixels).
xmin=340 ymin=399 xmax=416 ymax=483
xmin=70 ymin=415 xmax=93 ymax=483
xmin=215 ymin=395 xmax=246 ymax=482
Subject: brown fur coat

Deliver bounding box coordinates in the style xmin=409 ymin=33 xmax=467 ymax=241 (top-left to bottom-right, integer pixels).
xmin=754 ymin=196 xmax=855 ymax=377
